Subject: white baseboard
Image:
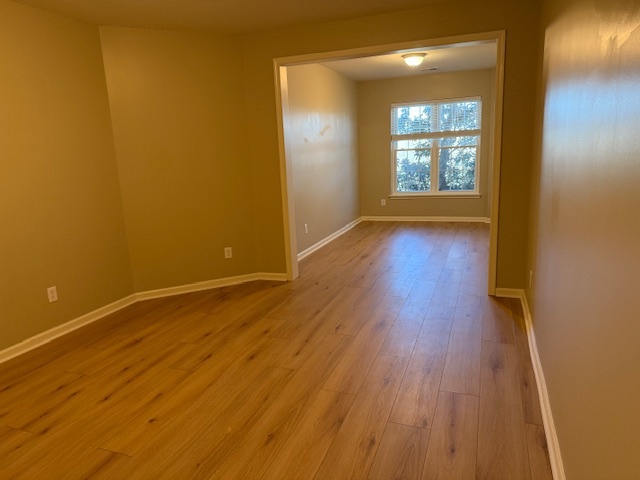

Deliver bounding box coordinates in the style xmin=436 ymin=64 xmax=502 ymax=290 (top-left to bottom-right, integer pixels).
xmin=297 ymin=215 xmax=489 ymax=262
xmin=495 ymin=288 xmax=566 ymax=480
xmin=0 ymin=294 xmax=137 ymax=365
xmin=0 ymin=272 xmax=287 ymax=365
xmin=362 ymin=215 xmax=490 ymax=223
xmin=297 ymin=218 xmax=363 ymax=262
xmin=135 ymin=272 xmax=288 ymax=301
xmin=494 ymin=287 xmax=522 ymax=298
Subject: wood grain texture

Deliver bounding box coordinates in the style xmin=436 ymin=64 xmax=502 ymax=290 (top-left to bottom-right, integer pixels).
xmin=525 ymin=423 xmax=554 ymax=480
xmin=314 ymin=355 xmax=408 ymax=480
xmin=389 ymin=305 xmax=454 ymax=429
xmin=324 ymin=295 xmax=404 ymax=393
xmin=262 ymin=389 xmax=356 ymax=480
xmin=421 ymin=391 xmax=479 ymax=480
xmin=477 ymin=341 xmax=531 ymax=480
xmin=378 ymin=280 xmax=435 ymax=357
xmin=204 ymin=334 xmax=353 ymax=480
xmin=511 ymin=298 xmax=544 ymax=425
xmin=0 ymin=426 xmax=32 ymax=459
xmin=367 ymin=422 xmax=430 ymax=480
xmin=439 ymin=294 xmax=483 ymax=395
xmin=482 ymin=296 xmax=515 ymax=344
xmin=0 ymin=222 xmax=551 ymax=479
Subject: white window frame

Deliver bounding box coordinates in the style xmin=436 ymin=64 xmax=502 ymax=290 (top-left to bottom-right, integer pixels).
xmin=390 ymin=97 xmax=482 ymax=198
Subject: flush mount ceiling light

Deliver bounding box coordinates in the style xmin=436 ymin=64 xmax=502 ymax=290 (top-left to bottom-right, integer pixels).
xmin=402 ymin=53 xmax=427 ymax=67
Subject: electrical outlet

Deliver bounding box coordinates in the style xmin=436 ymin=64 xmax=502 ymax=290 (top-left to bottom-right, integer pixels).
xmin=224 ymin=247 xmax=233 ymax=259
xmin=47 ymin=286 xmax=58 ymax=303
xmin=304 ymin=223 xmax=309 ymax=234
xmin=529 ymin=270 xmax=533 ymax=289
xmin=381 ymin=199 xmax=386 ymax=206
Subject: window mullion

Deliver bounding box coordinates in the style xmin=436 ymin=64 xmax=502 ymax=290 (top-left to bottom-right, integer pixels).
xmin=432 ymin=139 xmax=439 ymax=192
xmin=431 ymin=102 xmax=439 ymax=193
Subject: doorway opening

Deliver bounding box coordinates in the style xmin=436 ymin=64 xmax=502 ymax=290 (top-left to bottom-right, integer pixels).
xmin=274 ymin=31 xmax=505 ymax=295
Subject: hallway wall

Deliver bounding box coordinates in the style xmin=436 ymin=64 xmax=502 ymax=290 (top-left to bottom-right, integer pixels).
xmin=529 ymin=0 xmax=640 ymax=477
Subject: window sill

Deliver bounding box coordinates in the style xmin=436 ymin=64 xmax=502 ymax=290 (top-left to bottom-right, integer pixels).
xmin=390 ymin=192 xmax=482 ymax=199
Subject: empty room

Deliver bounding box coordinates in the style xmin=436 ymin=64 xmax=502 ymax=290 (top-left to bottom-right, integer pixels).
xmin=1 ymin=0 xmax=639 ymax=479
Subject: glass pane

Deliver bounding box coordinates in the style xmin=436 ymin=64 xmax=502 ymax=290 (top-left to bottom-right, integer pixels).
xmin=438 ymin=101 xmax=480 ymax=132
xmin=440 ymin=136 xmax=477 ymax=147
xmin=394 ymin=139 xmax=432 ymax=151
xmin=438 ymin=136 xmax=477 ymax=191
xmin=395 ymin=148 xmax=431 ymax=192
xmin=392 ymin=105 xmax=433 ymax=135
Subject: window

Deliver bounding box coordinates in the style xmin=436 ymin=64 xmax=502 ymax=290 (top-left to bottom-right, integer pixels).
xmin=391 ymin=98 xmax=481 ymax=196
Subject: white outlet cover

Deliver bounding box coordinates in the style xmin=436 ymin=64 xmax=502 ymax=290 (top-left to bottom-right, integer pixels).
xmin=47 ymin=286 xmax=58 ymax=302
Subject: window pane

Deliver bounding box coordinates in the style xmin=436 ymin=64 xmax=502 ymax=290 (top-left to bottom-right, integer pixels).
xmin=438 ymin=101 xmax=480 ymax=132
xmin=440 ymin=136 xmax=477 ymax=147
xmin=394 ymin=139 xmax=432 ymax=150
xmin=438 ymin=136 xmax=478 ymax=191
xmin=395 ymin=144 xmax=431 ymax=192
xmin=392 ymin=105 xmax=433 ymax=135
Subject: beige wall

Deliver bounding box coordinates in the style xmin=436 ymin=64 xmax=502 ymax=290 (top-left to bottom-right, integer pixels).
xmin=0 ymin=1 xmax=133 ymax=349
xmin=358 ymin=69 xmax=494 ymax=218
xmin=242 ymin=0 xmax=540 ymax=287
xmin=100 ymin=28 xmax=256 ymax=291
xmin=286 ymin=64 xmax=359 ymax=254
xmin=0 ymin=0 xmax=541 ymax=350
xmin=529 ymin=0 xmax=640 ymax=478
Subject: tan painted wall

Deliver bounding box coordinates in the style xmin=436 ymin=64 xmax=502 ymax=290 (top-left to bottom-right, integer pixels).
xmin=528 ymin=0 xmax=640 ymax=477
xmin=242 ymin=0 xmax=540 ymax=287
xmin=0 ymin=0 xmax=541 ymax=351
xmin=286 ymin=64 xmax=359 ymax=254
xmin=358 ymin=69 xmax=494 ymax=218
xmin=0 ymin=1 xmax=133 ymax=349
xmin=100 ymin=28 xmax=256 ymax=291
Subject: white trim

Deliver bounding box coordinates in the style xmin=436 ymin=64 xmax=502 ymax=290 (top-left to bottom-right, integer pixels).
xmin=487 ymin=30 xmax=506 ymax=296
xmin=389 ymin=193 xmax=482 ymax=199
xmin=274 ymin=65 xmax=299 ymax=281
xmin=0 ymin=272 xmax=287 ymax=365
xmin=135 ymin=273 xmax=287 ymax=301
xmin=297 ymin=218 xmax=363 ymax=261
xmin=495 ymin=289 xmax=566 ymax=480
xmin=274 ymin=30 xmax=506 ymax=298
xmin=390 ymin=97 xmax=482 ymax=197
xmin=494 ymin=287 xmax=522 ymax=298
xmin=0 ymin=294 xmax=137 ymax=364
xmin=274 ymin=31 xmax=507 ymax=66
xmin=362 ymin=215 xmax=490 ymax=223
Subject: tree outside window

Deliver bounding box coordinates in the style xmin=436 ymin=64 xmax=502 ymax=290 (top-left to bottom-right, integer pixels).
xmin=391 ymin=98 xmax=481 ymax=195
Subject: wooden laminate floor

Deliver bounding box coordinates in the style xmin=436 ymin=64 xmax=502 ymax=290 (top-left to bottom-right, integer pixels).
xmin=0 ymin=222 xmax=553 ymax=479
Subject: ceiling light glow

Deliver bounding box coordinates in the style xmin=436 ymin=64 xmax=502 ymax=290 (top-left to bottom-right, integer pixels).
xmin=402 ymin=53 xmax=427 ymax=67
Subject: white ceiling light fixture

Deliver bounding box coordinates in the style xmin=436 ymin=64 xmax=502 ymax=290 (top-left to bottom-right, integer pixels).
xmin=402 ymin=53 xmax=426 ymax=67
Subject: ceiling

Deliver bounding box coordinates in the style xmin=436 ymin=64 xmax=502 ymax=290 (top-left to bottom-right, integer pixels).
xmin=12 ymin=0 xmax=453 ymax=34
xmin=13 ymin=0 xmax=496 ymax=82
xmin=318 ymin=42 xmax=497 ymax=81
